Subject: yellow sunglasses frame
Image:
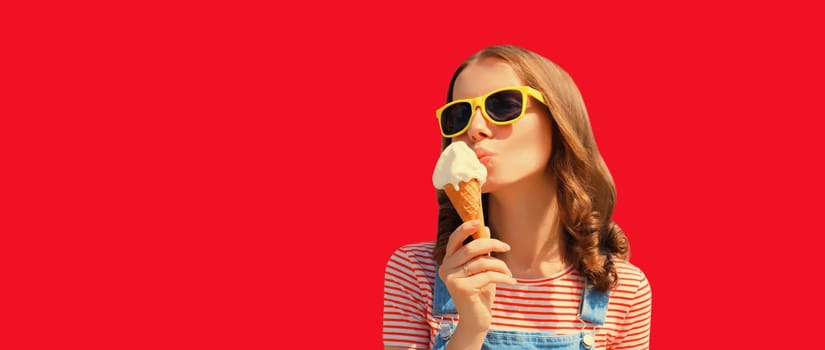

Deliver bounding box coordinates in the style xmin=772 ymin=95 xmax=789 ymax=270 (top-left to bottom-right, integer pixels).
xmin=435 ymin=86 xmax=547 ymax=138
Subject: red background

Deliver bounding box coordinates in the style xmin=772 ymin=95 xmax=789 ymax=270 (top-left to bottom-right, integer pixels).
xmin=3 ymin=1 xmax=824 ymax=348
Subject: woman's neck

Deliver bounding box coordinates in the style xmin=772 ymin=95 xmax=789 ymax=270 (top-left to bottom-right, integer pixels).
xmin=488 ymin=176 xmax=566 ymax=279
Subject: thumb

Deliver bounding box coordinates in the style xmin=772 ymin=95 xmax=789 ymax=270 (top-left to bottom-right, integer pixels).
xmin=473 ymin=226 xmax=491 ymax=240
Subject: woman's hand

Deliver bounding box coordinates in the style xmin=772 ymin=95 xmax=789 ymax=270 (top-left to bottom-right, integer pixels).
xmin=438 ymin=220 xmax=516 ymax=334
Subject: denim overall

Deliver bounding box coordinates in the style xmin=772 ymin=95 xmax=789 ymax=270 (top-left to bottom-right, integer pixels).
xmin=432 ymin=273 xmax=609 ymax=350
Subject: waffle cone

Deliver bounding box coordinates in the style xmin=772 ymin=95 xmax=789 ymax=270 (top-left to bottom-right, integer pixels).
xmin=443 ymin=178 xmax=489 ymax=239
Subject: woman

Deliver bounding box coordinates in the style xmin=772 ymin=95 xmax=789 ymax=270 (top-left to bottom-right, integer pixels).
xmin=383 ymin=45 xmax=652 ymax=350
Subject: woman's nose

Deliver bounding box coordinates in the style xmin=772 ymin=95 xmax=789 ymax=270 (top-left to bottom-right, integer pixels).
xmin=465 ymin=107 xmax=491 ymax=141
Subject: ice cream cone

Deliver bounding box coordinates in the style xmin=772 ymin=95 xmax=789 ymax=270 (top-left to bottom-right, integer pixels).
xmin=443 ymin=178 xmax=489 ymax=240
xmin=432 ymin=142 xmax=489 ymax=240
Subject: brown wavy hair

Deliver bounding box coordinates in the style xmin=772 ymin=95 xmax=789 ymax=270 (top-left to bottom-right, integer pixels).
xmin=433 ymin=45 xmax=630 ymax=292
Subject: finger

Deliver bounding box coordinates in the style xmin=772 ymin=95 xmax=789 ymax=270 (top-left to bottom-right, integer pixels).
xmin=473 ymin=226 xmax=491 ymax=240
xmin=442 ymin=239 xmax=510 ymax=274
xmin=441 ymin=254 xmax=508 ymax=282
xmin=463 ymin=255 xmax=513 ymax=278
xmin=465 ymin=271 xmax=518 ymax=288
xmin=447 ymin=239 xmax=510 ymax=267
xmin=445 ymin=220 xmax=482 ymax=258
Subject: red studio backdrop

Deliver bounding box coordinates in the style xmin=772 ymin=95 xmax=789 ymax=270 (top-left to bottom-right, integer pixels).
xmin=3 ymin=1 xmax=824 ymax=349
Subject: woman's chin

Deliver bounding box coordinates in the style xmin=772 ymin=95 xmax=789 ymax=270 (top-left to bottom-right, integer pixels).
xmin=481 ymin=181 xmax=499 ymax=194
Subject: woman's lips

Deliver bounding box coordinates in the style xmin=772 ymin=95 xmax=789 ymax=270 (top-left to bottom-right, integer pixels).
xmin=474 ymin=148 xmax=494 ymax=165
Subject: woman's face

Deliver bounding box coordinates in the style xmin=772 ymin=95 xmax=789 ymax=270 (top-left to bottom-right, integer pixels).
xmin=451 ymin=58 xmax=554 ymax=193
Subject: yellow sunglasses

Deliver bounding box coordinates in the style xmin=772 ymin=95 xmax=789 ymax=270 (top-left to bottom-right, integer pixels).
xmin=435 ymin=86 xmax=547 ymax=138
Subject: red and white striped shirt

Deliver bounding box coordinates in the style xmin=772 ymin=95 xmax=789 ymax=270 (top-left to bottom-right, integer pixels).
xmin=383 ymin=241 xmax=652 ymax=349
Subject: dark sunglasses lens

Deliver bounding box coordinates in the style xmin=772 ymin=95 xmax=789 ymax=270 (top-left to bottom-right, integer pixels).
xmin=441 ymin=102 xmax=472 ymax=135
xmin=486 ymin=90 xmax=524 ymax=121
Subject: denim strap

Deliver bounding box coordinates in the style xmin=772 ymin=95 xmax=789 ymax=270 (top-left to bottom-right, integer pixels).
xmin=432 ymin=272 xmax=456 ymax=315
xmin=578 ymin=281 xmax=609 ymax=325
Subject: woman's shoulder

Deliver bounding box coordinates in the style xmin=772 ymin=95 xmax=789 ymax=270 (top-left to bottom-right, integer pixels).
xmin=393 ymin=241 xmax=436 ymax=255
xmin=386 ymin=241 xmax=438 ymax=268
xmin=612 ymin=258 xmax=652 ymax=293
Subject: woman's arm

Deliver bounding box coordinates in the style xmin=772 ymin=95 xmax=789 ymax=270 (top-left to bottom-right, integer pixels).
xmin=383 ymin=246 xmax=432 ymax=348
xmin=443 ymin=322 xmax=487 ymax=350
xmin=611 ymin=271 xmax=652 ymax=349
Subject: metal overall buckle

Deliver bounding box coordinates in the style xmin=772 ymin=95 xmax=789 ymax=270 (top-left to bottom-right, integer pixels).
xmin=437 ymin=315 xmax=457 ymax=340
xmin=578 ymin=314 xmax=598 ymax=349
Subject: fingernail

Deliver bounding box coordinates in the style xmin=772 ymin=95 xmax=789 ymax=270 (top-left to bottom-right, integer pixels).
xmin=469 ymin=220 xmax=480 ymax=228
